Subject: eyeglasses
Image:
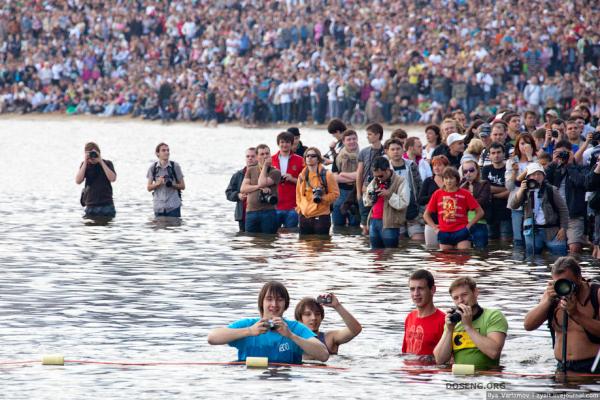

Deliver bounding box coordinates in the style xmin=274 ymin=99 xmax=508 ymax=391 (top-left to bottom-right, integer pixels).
xmin=463 ymin=168 xmax=476 ymax=174
xmin=306 ymin=154 xmax=318 ymax=158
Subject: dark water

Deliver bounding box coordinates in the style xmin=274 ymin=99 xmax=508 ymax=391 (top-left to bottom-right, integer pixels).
xmin=1 ymin=118 xmax=599 ymax=398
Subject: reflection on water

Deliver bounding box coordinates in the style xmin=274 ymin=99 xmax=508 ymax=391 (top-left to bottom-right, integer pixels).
xmin=0 ymin=119 xmax=599 ymax=398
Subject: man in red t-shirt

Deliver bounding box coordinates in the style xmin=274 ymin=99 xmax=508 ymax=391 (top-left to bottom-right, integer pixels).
xmin=402 ymin=269 xmax=445 ymax=358
xmin=272 ymin=131 xmax=304 ymax=228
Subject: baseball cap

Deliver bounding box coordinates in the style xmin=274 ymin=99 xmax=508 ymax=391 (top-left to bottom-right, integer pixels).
xmin=526 ymin=163 xmax=545 ymax=177
xmin=447 ymin=133 xmax=467 ymax=147
xmin=479 ymin=123 xmax=492 ymax=138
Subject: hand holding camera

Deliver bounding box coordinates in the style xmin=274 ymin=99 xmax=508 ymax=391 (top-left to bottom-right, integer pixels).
xmin=270 ymin=317 xmax=291 ymax=338
xmin=85 ymin=149 xmax=100 ymax=164
xmin=317 ymin=293 xmax=338 ymax=307
xmin=251 ymin=318 xmax=270 ymax=336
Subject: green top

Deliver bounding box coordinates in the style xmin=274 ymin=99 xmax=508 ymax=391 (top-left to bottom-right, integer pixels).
xmin=446 ymin=308 xmax=508 ymax=370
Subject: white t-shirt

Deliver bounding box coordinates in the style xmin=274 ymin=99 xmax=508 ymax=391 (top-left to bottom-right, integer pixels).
xmin=279 ymin=154 xmax=290 ymax=175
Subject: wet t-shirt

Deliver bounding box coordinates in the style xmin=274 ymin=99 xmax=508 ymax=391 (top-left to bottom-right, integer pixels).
xmin=83 ymin=160 xmax=115 ymax=207
xmin=426 ymin=188 xmax=479 ymax=232
xmin=245 ymin=165 xmax=281 ymax=212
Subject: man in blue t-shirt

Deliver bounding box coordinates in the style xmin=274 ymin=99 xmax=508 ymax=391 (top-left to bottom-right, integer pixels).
xmin=207 ymin=281 xmax=329 ymax=364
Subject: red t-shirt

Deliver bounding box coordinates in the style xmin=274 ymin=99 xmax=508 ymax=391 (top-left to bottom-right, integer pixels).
xmin=402 ymin=308 xmax=446 ymax=355
xmin=371 ymin=183 xmax=386 ymax=219
xmin=272 ymin=152 xmax=304 ymax=211
xmin=426 ymin=188 xmax=479 ymax=233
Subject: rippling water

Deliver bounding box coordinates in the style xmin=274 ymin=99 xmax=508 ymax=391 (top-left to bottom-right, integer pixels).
xmin=1 ymin=117 xmax=599 ymax=398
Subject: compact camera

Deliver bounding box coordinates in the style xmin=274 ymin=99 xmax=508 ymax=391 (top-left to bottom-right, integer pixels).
xmin=316 ymin=294 xmax=333 ymax=304
xmin=448 ymin=308 xmax=462 ymax=324
xmin=263 ymin=320 xmax=278 ymax=330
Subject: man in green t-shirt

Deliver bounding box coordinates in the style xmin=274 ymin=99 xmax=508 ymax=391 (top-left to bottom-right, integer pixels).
xmin=433 ymin=277 xmax=508 ymax=370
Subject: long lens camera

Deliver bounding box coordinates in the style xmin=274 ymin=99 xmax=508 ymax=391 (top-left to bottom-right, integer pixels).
xmin=554 ymin=278 xmax=576 ymax=297
xmin=526 ymin=178 xmax=540 ymax=190
xmin=312 ymin=187 xmax=323 ymax=204
xmin=260 ymin=191 xmax=278 ymax=205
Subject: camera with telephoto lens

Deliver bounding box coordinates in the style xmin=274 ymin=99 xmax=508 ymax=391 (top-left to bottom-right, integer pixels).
xmin=164 ymin=176 xmax=173 ymax=188
xmin=259 ymin=190 xmax=278 ymax=205
xmin=554 ymin=278 xmax=577 ymax=297
xmin=316 ymin=294 xmax=333 ymax=304
xmin=551 ymin=129 xmax=560 ymax=139
xmin=262 ymin=320 xmax=278 ymax=330
xmin=312 ymin=187 xmax=324 ymax=204
xmin=448 ymin=308 xmax=462 ymax=324
xmin=88 ymin=150 xmax=99 ymax=159
xmin=368 ymin=180 xmax=389 ymax=203
xmin=526 ymin=178 xmax=540 ymax=190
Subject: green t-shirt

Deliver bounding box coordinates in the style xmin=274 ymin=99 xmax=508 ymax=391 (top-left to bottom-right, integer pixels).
xmin=447 ymin=308 xmax=508 ymax=370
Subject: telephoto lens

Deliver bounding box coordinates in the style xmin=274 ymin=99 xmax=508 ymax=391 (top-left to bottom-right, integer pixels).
xmin=554 ymin=278 xmax=576 ymax=297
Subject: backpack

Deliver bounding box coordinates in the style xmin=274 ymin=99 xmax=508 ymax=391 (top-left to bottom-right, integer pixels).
xmin=152 ymin=161 xmax=182 ymax=200
xmin=547 ymin=281 xmax=600 ymax=347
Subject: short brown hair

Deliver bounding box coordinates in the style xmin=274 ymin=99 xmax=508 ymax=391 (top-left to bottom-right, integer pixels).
xmin=155 ymin=142 xmax=168 ymax=154
xmin=294 ymin=297 xmax=325 ymax=321
xmin=366 ymin=123 xmax=384 ymax=139
xmin=391 ymin=128 xmax=408 ymax=140
xmin=256 ymin=144 xmax=270 ymax=153
xmin=258 ymin=281 xmax=290 ymax=316
xmin=85 ymin=142 xmax=100 ymax=152
xmin=384 ymin=138 xmax=404 ymax=150
xmin=342 ymin=129 xmax=358 ymax=141
xmin=449 ymin=277 xmax=477 ymax=294
xmin=277 ymin=131 xmax=295 ymax=144
xmin=442 ymin=166 xmax=460 ymax=185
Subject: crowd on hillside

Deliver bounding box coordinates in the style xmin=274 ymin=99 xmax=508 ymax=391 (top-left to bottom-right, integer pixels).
xmin=0 ymin=0 xmax=599 ymax=125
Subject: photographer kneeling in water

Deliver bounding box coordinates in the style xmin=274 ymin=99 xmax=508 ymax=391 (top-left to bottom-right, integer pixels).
xmin=207 ymin=281 xmax=329 ymax=363
xmin=294 ymin=293 xmax=362 ymax=357
xmin=524 ymin=257 xmax=600 ymax=374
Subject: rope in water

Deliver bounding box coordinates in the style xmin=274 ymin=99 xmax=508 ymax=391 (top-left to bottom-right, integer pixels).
xmin=1 ymin=359 xmax=598 ymax=376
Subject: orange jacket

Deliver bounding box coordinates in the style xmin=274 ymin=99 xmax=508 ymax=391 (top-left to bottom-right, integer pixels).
xmin=296 ymin=166 xmax=340 ymax=218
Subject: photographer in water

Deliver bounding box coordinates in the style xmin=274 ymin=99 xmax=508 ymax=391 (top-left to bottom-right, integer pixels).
xmin=524 ymin=257 xmax=600 ymax=373
xmin=75 ymin=142 xmax=117 ymax=218
xmin=544 ymin=141 xmax=587 ymax=254
xmin=296 ymin=147 xmax=339 ymax=235
xmin=509 ymin=163 xmax=568 ymax=256
xmin=240 ymin=144 xmax=281 ymax=234
xmin=433 ymin=277 xmax=508 ymax=370
xmin=147 ymin=143 xmax=185 ymax=217
xmin=207 ymin=281 xmax=329 ymax=363
xmin=363 ymin=156 xmax=410 ymax=248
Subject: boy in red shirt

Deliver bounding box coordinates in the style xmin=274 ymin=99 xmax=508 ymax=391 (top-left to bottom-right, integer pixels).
xmin=403 ymin=269 xmax=445 ymax=358
xmin=272 ymin=131 xmax=304 ymax=228
xmin=423 ymin=167 xmax=485 ymax=250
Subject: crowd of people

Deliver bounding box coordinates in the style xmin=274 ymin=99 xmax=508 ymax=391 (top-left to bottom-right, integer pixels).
xmin=206 ymin=258 xmax=599 ymax=374
xmin=1 ymin=1 xmax=599 ymax=125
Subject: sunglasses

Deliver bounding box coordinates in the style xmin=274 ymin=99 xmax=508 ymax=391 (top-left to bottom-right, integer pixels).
xmin=463 ymin=168 xmax=476 ymax=174
xmin=306 ymin=154 xmax=318 ymax=158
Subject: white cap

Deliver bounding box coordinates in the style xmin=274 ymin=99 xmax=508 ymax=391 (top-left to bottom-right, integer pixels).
xmin=526 ymin=162 xmax=545 ymax=177
xmin=447 ymin=133 xmax=467 ymax=147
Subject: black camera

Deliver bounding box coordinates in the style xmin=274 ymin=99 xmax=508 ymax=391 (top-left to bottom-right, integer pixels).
xmin=368 ymin=189 xmax=379 ymax=203
xmin=262 ymin=320 xmax=278 ymax=330
xmin=312 ymin=187 xmax=323 ymax=204
xmin=557 ymin=151 xmax=570 ymax=161
xmin=165 ymin=178 xmax=173 ymax=188
xmin=88 ymin=150 xmax=99 ymax=159
xmin=593 ymin=131 xmax=600 ymax=142
xmin=526 ymin=178 xmax=540 ymax=190
xmin=259 ymin=191 xmax=278 ymax=205
xmin=554 ymin=278 xmax=577 ymax=297
xmin=448 ymin=308 xmax=462 ymax=324
xmin=551 ymin=129 xmax=560 ymax=139
xmin=316 ymin=294 xmax=332 ymax=304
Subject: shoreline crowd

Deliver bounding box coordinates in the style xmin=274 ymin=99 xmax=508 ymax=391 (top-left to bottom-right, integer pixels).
xmin=1 ymin=1 xmax=599 ymax=126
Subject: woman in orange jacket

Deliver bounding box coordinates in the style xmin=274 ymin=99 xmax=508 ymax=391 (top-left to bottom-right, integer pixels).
xmin=296 ymin=147 xmax=340 ymax=235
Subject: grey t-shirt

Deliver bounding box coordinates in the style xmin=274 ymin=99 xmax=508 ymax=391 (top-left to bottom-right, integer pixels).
xmin=147 ymin=161 xmax=184 ymax=212
xmin=358 ymin=145 xmax=384 ymax=187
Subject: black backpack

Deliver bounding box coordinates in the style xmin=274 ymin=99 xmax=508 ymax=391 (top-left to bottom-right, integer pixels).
xmin=152 ymin=161 xmax=182 ymax=200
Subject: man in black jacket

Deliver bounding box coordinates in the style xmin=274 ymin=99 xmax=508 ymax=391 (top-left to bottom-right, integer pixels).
xmin=226 ymin=148 xmax=257 ymax=231
xmin=545 ymin=140 xmax=587 ymax=254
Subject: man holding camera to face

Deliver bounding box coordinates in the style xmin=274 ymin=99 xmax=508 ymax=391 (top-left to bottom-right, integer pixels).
xmin=433 ymin=277 xmax=508 ymax=370
xmin=76 ymin=142 xmax=117 ymax=218
xmin=241 ymin=144 xmax=281 ymax=234
xmin=147 ymin=143 xmax=185 ymax=217
xmin=509 ymin=163 xmax=569 ymax=256
xmin=524 ymin=257 xmax=600 ymax=374
xmin=544 ymin=141 xmax=587 ymax=254
xmin=363 ymin=156 xmax=410 ymax=248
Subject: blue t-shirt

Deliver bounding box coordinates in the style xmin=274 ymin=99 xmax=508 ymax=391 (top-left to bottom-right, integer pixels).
xmin=228 ymin=318 xmax=316 ymax=364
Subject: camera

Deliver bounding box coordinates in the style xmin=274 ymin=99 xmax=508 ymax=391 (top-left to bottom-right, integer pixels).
xmin=551 ymin=130 xmax=559 ymax=139
xmin=448 ymin=308 xmax=462 ymax=324
xmin=88 ymin=150 xmax=99 ymax=159
xmin=259 ymin=191 xmax=278 ymax=205
xmin=312 ymin=187 xmax=323 ymax=204
xmin=594 ymin=131 xmax=600 ymax=142
xmin=526 ymin=178 xmax=540 ymax=190
xmin=316 ymin=294 xmax=332 ymax=304
xmin=554 ymin=278 xmax=577 ymax=297
xmin=557 ymin=151 xmax=570 ymax=161
xmin=368 ymin=189 xmax=379 ymax=203
xmin=262 ymin=320 xmax=278 ymax=330
xmin=165 ymin=178 xmax=173 ymax=188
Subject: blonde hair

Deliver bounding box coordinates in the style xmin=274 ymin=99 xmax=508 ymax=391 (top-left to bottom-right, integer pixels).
xmin=466 ymin=138 xmax=484 ymax=158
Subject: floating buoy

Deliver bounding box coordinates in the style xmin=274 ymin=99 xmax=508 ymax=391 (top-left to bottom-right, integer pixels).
xmin=42 ymin=354 xmax=64 ymax=366
xmin=452 ymin=364 xmax=475 ymax=375
xmin=245 ymin=357 xmax=268 ymax=368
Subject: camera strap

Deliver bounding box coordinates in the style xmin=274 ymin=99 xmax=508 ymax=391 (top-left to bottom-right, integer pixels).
xmin=304 ymin=168 xmax=328 ymax=193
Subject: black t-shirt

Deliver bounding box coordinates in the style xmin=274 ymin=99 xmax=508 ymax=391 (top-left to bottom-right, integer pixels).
xmin=83 ymin=160 xmax=115 ymax=207
xmin=481 ymin=164 xmax=510 ymax=221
